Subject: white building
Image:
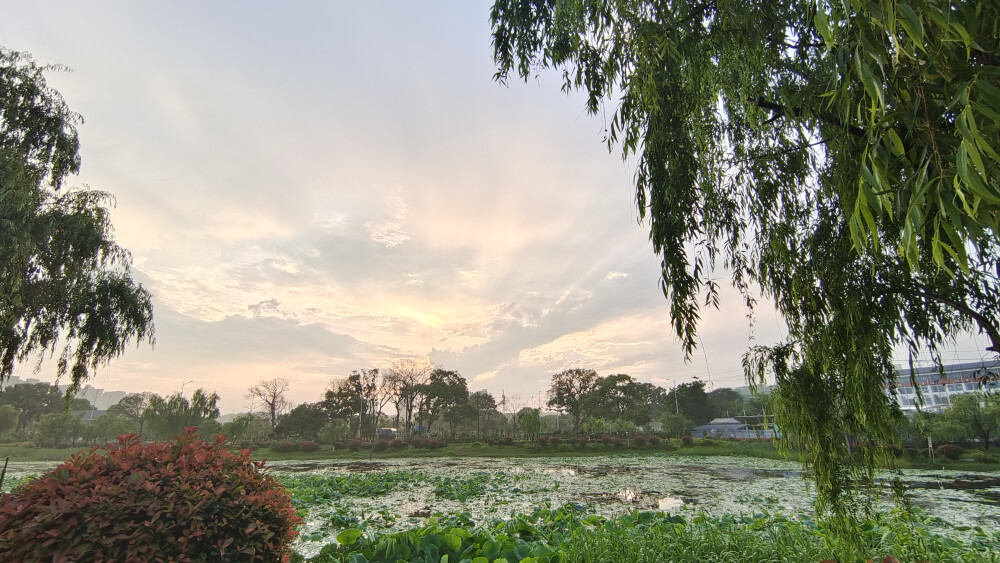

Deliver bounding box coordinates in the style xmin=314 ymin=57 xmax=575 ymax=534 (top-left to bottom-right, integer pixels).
xmin=891 ymin=361 xmax=999 ymax=413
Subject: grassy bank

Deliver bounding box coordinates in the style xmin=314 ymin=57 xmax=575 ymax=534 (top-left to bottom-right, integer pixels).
xmin=3 ymin=438 xmax=997 ymax=472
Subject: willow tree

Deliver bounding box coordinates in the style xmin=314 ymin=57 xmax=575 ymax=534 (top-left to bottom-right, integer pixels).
xmin=1 ymin=48 xmax=154 ymax=392
xmin=492 ymin=0 xmax=1000 ymax=541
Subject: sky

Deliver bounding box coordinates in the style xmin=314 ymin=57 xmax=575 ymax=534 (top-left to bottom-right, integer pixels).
xmin=3 ymin=2 xmax=990 ymax=414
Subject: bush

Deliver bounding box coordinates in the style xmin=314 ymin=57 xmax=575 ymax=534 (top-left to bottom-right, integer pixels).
xmin=935 ymin=444 xmax=964 ymax=460
xmin=578 ymin=436 xmax=588 ymax=448
xmin=537 ymin=436 xmax=549 ymax=446
xmin=486 ymin=437 xmax=496 ymax=446
xmin=426 ymin=438 xmax=443 ymax=449
xmin=349 ymin=438 xmax=363 ymax=452
xmin=301 ymin=440 xmax=319 ymax=452
xmin=503 ymin=436 xmax=514 ymax=446
xmin=272 ymin=441 xmax=298 ymax=453
xmin=392 ymin=438 xmax=405 ymax=450
xmin=549 ymin=436 xmax=561 ymax=447
xmin=0 ymin=429 xmax=301 ymax=562
xmin=566 ymin=436 xmax=579 ymax=446
xmin=647 ymin=435 xmax=661 ymax=446
xmin=375 ymin=438 xmax=390 ymax=452
xmin=600 ymin=435 xmax=613 ymax=445
xmin=681 ymin=435 xmax=694 ymax=446
xmin=238 ymin=439 xmax=254 ymax=450
xmin=253 ymin=440 xmax=271 ymax=449
xmin=611 ymin=437 xmax=623 ymax=448
xmin=633 ymin=435 xmax=647 ymax=447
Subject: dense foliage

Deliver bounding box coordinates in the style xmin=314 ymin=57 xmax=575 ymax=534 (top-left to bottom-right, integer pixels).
xmin=0 ymin=47 xmax=153 ymax=391
xmin=490 ymin=0 xmax=1000 ymax=533
xmin=291 ymin=504 xmax=999 ymax=563
xmin=0 ymin=428 xmax=301 ymax=562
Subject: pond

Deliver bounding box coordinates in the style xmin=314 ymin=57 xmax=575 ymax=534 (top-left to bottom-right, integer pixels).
xmin=262 ymin=455 xmax=1000 ymax=558
xmin=4 ymin=454 xmax=998 ymax=558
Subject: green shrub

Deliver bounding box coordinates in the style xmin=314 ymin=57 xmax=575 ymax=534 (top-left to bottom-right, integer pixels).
xmin=0 ymin=429 xmax=301 ymax=562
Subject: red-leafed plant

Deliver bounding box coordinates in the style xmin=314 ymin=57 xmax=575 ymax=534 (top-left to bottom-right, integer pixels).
xmin=0 ymin=428 xmax=301 ymax=562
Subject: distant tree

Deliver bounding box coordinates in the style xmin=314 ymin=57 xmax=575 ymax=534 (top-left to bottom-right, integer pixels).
xmin=580 ymin=416 xmax=607 ymax=437
xmin=707 ymin=388 xmax=746 ymax=419
xmin=547 ymin=368 xmax=598 ymax=434
xmin=81 ymin=413 xmax=134 ymax=445
xmin=940 ymin=393 xmax=1000 ymax=451
xmin=246 ymin=377 xmax=290 ymax=430
xmin=517 ymin=407 xmax=541 ymax=441
xmin=0 ymin=383 xmax=62 ymax=432
xmin=107 ymin=392 xmax=154 ymax=436
xmin=143 ymin=389 xmax=220 ymax=440
xmin=444 ymin=401 xmax=477 ymax=438
xmin=222 ymin=413 xmax=271 ymax=442
xmin=274 ymin=403 xmax=328 ymax=441
xmin=660 ymin=413 xmax=693 ymax=438
xmin=33 ymin=411 xmax=81 ymax=448
xmin=419 ymin=369 xmax=469 ymax=436
xmin=383 ymin=359 xmax=432 ymax=433
xmin=580 ymin=374 xmax=653 ymax=426
xmin=322 ymin=371 xmax=377 ymax=438
xmin=0 ymin=404 xmax=19 ymax=435
xmin=0 ymin=48 xmax=154 ymax=391
xmin=664 ymin=381 xmax=714 ymax=425
xmin=470 ymin=390 xmax=498 ymax=437
xmin=318 ymin=419 xmax=350 ymax=444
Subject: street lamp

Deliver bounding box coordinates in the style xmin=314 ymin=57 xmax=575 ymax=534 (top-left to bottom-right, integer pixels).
xmin=180 ymin=380 xmax=194 ymax=396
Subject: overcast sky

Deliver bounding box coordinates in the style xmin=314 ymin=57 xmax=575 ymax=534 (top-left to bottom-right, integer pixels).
xmin=3 ymin=3 xmax=989 ymax=413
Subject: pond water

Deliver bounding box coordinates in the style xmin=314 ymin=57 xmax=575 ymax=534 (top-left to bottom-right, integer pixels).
xmin=4 ymin=454 xmax=998 ymax=558
xmin=263 ymin=455 xmax=1000 ymax=557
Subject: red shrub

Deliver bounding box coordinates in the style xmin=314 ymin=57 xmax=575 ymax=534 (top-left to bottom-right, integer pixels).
xmin=612 ymin=437 xmax=624 ymax=448
xmin=273 ymin=440 xmax=298 ymax=453
xmin=578 ymin=436 xmax=588 ymax=448
xmin=935 ymin=444 xmax=964 ymax=460
xmin=392 ymin=438 xmax=405 ymax=450
xmin=426 ymin=437 xmax=442 ymax=449
xmin=486 ymin=437 xmax=496 ymax=446
xmin=537 ymin=436 xmax=549 ymax=446
xmin=301 ymin=440 xmax=319 ymax=452
xmin=410 ymin=437 xmax=425 ymax=449
xmin=633 ymin=435 xmax=647 ymax=447
xmin=503 ymin=436 xmax=514 ymax=446
xmin=647 ymin=435 xmax=661 ymax=446
xmin=375 ymin=438 xmax=390 ymax=452
xmin=0 ymin=429 xmax=301 ymax=562
xmin=600 ymin=435 xmax=613 ymax=445
xmin=566 ymin=436 xmax=579 ymax=446
xmin=681 ymin=435 xmax=694 ymax=446
xmin=549 ymin=436 xmax=562 ymax=446
xmin=349 ymin=438 xmax=364 ymax=452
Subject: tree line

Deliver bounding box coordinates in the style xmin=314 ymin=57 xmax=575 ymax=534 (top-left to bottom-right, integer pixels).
xmin=1 ymin=365 xmax=996 ymax=450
